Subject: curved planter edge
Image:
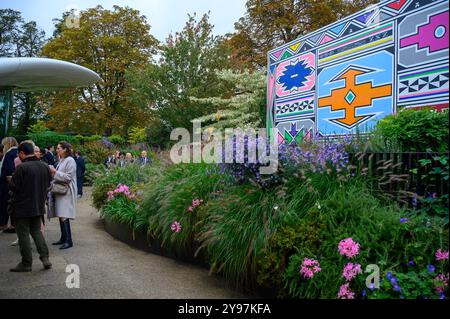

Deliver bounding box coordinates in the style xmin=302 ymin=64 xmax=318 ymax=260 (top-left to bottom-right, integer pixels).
xmin=103 ymin=215 xmax=209 ymax=268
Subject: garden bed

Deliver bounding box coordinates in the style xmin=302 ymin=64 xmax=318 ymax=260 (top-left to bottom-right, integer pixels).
xmin=103 ymin=214 xmax=209 ymax=268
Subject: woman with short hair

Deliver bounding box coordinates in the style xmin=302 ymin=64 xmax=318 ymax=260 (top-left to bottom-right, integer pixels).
xmin=48 ymin=141 xmax=77 ymax=249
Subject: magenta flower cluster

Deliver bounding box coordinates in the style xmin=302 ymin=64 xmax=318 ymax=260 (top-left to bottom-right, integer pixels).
xmin=338 ymin=237 xmax=360 ymax=259
xmin=299 ymin=258 xmax=321 ymax=279
xmin=337 ymin=283 xmax=355 ymax=299
xmin=342 ymin=263 xmax=362 ymax=282
xmin=435 ymin=249 xmax=449 ymax=261
xmin=434 ymin=273 xmax=449 ymax=294
xmin=171 ymin=221 xmax=182 ymax=233
xmin=187 ymin=198 xmax=204 ymax=212
xmin=337 ymin=238 xmax=361 ymax=299
xmin=107 ymin=184 xmax=134 ymax=201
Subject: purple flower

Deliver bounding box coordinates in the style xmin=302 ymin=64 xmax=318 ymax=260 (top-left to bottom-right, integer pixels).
xmin=408 ymin=260 xmax=415 ymax=267
xmin=400 ymin=218 xmax=409 ymax=223
xmin=393 ymin=284 xmax=401 ymax=292
xmin=386 ymin=272 xmax=392 ymax=279
xmin=362 ymin=289 xmax=366 ymax=298
xmin=428 ymin=265 xmax=436 ymax=273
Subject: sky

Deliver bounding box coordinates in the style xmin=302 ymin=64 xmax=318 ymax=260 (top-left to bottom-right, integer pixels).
xmin=0 ymin=0 xmax=247 ymax=41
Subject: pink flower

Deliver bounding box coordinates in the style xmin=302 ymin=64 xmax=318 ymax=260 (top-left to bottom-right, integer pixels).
xmin=300 ymin=258 xmax=321 ymax=279
xmin=171 ymin=221 xmax=182 ymax=233
xmin=338 ymin=238 xmax=360 ymax=259
xmin=187 ymin=198 xmax=204 ymax=212
xmin=436 ymin=249 xmax=449 ymax=261
xmin=342 ymin=263 xmax=362 ymax=281
xmin=337 ymin=283 xmax=355 ymax=299
xmin=434 ymin=273 xmax=449 ymax=293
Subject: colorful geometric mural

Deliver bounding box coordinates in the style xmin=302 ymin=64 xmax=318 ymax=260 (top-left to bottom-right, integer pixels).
xmin=267 ymin=0 xmax=449 ymax=141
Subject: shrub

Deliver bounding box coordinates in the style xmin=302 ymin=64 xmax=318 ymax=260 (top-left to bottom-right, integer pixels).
xmin=27 ymin=120 xmax=48 ymax=133
xmin=76 ymin=141 xmax=109 ymax=164
xmin=282 ymin=182 xmax=447 ymax=298
xmin=28 ymin=131 xmax=77 ymax=148
xmin=92 ymin=164 xmax=161 ymax=210
xmin=84 ymin=163 xmax=106 ymax=186
xmin=108 ymin=134 xmax=126 ymax=145
xmin=128 ymin=127 xmax=146 ymax=144
xmin=373 ymin=108 xmax=449 ymax=152
xmin=197 ymin=183 xmax=284 ymax=289
xmin=141 ymin=163 xmax=226 ymax=259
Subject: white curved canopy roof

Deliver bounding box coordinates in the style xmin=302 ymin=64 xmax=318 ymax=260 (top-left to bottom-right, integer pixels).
xmin=0 ymin=57 xmax=100 ymax=91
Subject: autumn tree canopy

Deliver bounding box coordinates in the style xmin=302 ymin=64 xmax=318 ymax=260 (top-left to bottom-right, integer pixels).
xmin=127 ymin=13 xmax=233 ymax=145
xmin=228 ymin=0 xmax=377 ymax=69
xmin=41 ymin=5 xmax=158 ymax=135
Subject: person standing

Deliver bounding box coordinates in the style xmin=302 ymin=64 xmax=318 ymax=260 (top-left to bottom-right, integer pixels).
xmin=9 ymin=141 xmax=52 ymax=272
xmin=138 ymin=150 xmax=151 ymax=166
xmin=43 ymin=145 xmax=56 ymax=166
xmin=0 ymin=137 xmax=18 ymax=232
xmin=74 ymin=151 xmax=85 ymax=199
xmin=48 ymin=141 xmax=77 ymax=250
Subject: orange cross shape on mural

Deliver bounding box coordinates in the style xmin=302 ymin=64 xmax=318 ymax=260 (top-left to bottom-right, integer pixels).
xmin=318 ymin=65 xmax=392 ymax=129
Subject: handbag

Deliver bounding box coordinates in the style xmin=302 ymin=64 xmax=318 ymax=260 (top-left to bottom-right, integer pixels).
xmin=50 ymin=179 xmax=69 ymax=195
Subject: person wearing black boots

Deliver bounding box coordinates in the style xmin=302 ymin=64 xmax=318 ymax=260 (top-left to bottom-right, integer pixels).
xmin=48 ymin=141 xmax=77 ymax=250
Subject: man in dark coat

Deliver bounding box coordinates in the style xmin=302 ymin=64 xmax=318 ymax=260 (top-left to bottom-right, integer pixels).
xmin=9 ymin=141 xmax=52 ymax=272
xmin=43 ymin=145 xmax=56 ymax=166
xmin=74 ymin=151 xmax=86 ymax=198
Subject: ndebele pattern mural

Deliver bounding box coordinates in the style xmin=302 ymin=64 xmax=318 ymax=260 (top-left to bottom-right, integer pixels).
xmin=267 ymin=0 xmax=449 ymax=143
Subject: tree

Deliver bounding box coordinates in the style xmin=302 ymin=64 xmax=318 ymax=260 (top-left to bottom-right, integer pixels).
xmin=228 ymin=0 xmax=377 ymax=69
xmin=192 ymin=69 xmax=266 ymax=130
xmin=0 ymin=9 xmax=22 ymax=57
xmin=127 ymin=13 xmax=233 ymax=144
xmin=41 ymin=5 xmax=158 ymax=135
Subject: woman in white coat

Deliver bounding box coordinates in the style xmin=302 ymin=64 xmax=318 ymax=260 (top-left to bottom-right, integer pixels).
xmin=49 ymin=141 xmax=77 ymax=249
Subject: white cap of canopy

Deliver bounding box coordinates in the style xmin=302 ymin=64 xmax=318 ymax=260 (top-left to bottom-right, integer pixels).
xmin=0 ymin=57 xmax=100 ymax=91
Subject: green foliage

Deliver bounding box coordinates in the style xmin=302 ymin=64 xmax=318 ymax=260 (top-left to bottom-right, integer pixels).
xmin=409 ymin=155 xmax=449 ymax=225
xmin=367 ymin=259 xmax=449 ymax=299
xmin=256 ymin=216 xmax=325 ymax=297
xmin=127 ymin=127 xmax=146 ymax=144
xmin=198 ymin=184 xmax=283 ymax=289
xmin=76 ymin=141 xmax=109 ymax=164
xmin=84 ymin=163 xmax=106 ymax=186
xmin=27 ymin=120 xmax=48 ymax=133
xmin=108 ymin=134 xmax=126 ymax=145
xmin=127 ymin=13 xmax=233 ymax=146
xmin=374 ymin=108 xmax=449 ymax=152
xmin=141 ymin=163 xmax=226 ymax=259
xmin=191 ymin=69 xmax=266 ymax=130
xmin=102 ymin=195 xmax=139 ymax=227
xmin=27 ymin=130 xmax=76 ymax=148
xmin=282 ymin=183 xmax=447 ymax=298
xmin=92 ymin=164 xmax=161 ymax=210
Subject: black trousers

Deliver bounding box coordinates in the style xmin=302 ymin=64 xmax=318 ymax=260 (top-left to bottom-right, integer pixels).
xmin=77 ymin=176 xmax=83 ymax=196
xmin=15 ymin=216 xmax=49 ymax=266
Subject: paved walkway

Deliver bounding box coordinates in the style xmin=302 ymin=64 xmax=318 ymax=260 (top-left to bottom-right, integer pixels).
xmin=0 ymin=187 xmax=247 ymax=299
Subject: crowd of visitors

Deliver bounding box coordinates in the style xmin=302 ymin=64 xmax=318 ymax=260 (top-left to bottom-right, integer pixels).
xmin=104 ymin=150 xmax=151 ymax=168
xmin=0 ymin=137 xmax=85 ymax=272
xmin=0 ymin=136 xmax=151 ymax=272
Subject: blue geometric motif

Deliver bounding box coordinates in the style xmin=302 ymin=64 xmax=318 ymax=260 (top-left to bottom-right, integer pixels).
xmin=278 ymin=61 xmax=313 ymax=91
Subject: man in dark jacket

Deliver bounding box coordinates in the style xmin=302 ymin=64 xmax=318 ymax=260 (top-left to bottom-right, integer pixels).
xmin=74 ymin=151 xmax=86 ymax=198
xmin=9 ymin=141 xmax=52 ymax=272
xmin=43 ymin=145 xmax=56 ymax=166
